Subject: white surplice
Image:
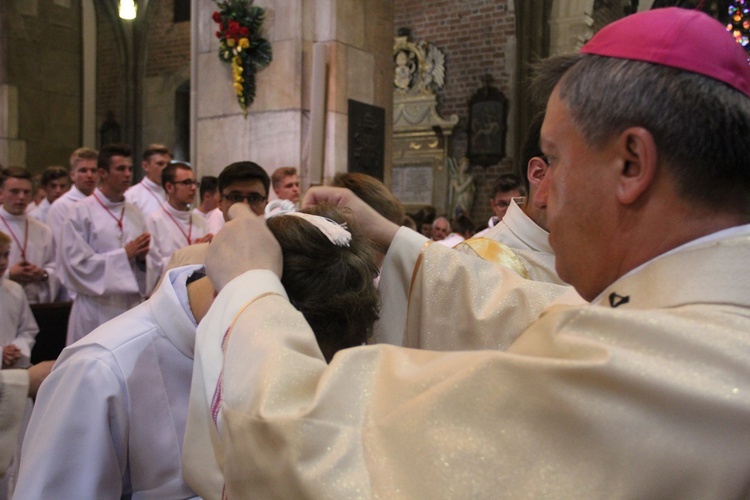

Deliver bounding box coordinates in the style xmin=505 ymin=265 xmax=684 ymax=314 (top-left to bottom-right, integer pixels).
xmin=374 ymin=227 xmax=580 ymax=347
xmin=146 ymin=202 xmax=208 ymax=294
xmin=60 ymin=188 xmax=147 ymax=345
xmin=125 ymin=177 xmax=166 ymax=219
xmin=26 ymin=198 xmax=50 ymax=223
xmin=193 ymin=207 xmax=224 ymax=235
xmin=0 ymin=278 xmax=39 ymax=368
xmin=0 ymin=207 xmax=60 ymax=304
xmin=186 ymin=226 xmax=750 ymax=499
xmin=45 ymin=185 xmax=88 ymax=247
xmin=0 ymin=369 xmax=29 ymax=478
xmin=15 ymin=265 xmax=202 ymax=499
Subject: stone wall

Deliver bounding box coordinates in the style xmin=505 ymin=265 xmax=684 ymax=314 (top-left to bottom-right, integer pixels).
xmin=95 ymin=5 xmax=124 ymax=146
xmin=1 ymin=0 xmax=83 ymax=172
xmin=142 ymin=0 xmax=191 ymax=159
xmin=394 ymin=0 xmax=517 ymax=227
xmin=193 ymin=0 xmax=394 ymax=186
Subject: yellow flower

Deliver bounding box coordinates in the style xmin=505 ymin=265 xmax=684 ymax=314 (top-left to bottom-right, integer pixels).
xmin=227 ymin=38 xmax=236 ymax=47
xmin=239 ymin=38 xmax=250 ymax=49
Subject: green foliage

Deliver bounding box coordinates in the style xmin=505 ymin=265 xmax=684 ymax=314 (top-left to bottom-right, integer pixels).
xmin=213 ymin=0 xmax=273 ymax=115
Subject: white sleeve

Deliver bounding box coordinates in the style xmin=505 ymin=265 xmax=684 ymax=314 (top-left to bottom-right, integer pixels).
xmin=11 ymin=290 xmax=39 ymax=363
xmin=14 ymin=352 xmax=129 ymax=498
xmin=372 ymin=227 xmax=429 ymax=345
xmin=0 ymin=369 xmax=29 ymax=477
xmin=59 ymin=206 xmax=141 ymax=296
xmin=145 ymin=215 xmax=164 ymax=296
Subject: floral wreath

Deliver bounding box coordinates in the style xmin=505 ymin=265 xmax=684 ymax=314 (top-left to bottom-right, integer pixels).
xmin=213 ymin=0 xmax=273 ymax=116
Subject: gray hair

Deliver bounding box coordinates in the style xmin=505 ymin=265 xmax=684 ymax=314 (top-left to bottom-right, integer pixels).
xmin=533 ymin=53 xmax=750 ymax=215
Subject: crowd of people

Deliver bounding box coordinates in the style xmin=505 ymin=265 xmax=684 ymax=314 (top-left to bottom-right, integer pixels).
xmin=2 ymin=6 xmax=750 ymax=498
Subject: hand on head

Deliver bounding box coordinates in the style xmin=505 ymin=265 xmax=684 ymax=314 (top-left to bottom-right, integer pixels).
xmin=302 ymin=186 xmax=400 ymax=252
xmin=205 ymin=203 xmax=282 ymax=292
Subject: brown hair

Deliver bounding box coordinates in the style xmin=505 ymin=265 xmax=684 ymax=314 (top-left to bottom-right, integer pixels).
xmin=271 ymin=167 xmax=297 ymax=189
xmin=0 ymin=231 xmax=10 ymax=246
xmin=331 ymin=173 xmax=405 ymax=225
xmin=41 ymin=165 xmax=70 ymax=186
xmin=69 ymin=147 xmax=98 ymax=170
xmin=142 ymin=143 xmax=173 ymax=162
xmin=266 ymin=204 xmax=380 ymax=362
xmin=1 ymin=166 xmax=32 ymax=187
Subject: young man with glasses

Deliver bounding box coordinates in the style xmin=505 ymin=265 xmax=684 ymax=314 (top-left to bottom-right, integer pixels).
xmin=218 ymin=161 xmax=270 ymax=218
xmin=145 ymin=162 xmax=212 ymax=293
xmin=164 ymin=161 xmax=270 ymax=271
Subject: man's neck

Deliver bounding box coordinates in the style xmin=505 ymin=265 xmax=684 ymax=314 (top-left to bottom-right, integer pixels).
xmin=197 ymin=201 xmax=213 ymax=214
xmin=168 ymin=199 xmax=189 ymax=212
xmin=186 ymin=276 xmax=215 ymax=323
xmin=75 ymin=184 xmax=94 ymax=196
xmin=99 ymin=185 xmax=125 ymax=202
xmin=145 ymin=177 xmax=162 ymax=189
xmin=0 ymin=205 xmax=25 ymax=217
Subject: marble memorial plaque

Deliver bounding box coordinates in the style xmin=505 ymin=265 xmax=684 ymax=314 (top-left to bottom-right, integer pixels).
xmin=348 ymin=99 xmax=385 ymax=179
xmin=392 ymin=165 xmax=433 ymax=205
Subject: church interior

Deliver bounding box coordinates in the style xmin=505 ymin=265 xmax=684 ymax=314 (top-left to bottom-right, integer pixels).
xmin=1 ymin=0 xmax=703 ymax=225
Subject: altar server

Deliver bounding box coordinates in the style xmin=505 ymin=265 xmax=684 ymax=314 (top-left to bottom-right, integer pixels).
xmin=146 ymin=162 xmax=210 ymax=293
xmin=125 ymin=143 xmax=172 ymax=218
xmin=0 ymin=167 xmax=60 ymax=304
xmin=60 ymin=144 xmax=150 ymax=344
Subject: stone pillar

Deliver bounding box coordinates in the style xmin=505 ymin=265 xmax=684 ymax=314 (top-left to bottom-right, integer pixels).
xmin=548 ymin=0 xmax=595 ymax=56
xmin=193 ymin=0 xmax=393 ymax=187
xmin=0 ymin=84 xmax=25 ymax=168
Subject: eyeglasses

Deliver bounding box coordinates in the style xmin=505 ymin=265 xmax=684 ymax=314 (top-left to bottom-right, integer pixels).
xmin=173 ymin=179 xmax=200 ymax=187
xmin=222 ymin=192 xmax=267 ymax=205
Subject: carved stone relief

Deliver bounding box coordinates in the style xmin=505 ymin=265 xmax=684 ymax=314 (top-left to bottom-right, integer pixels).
xmin=391 ymin=31 xmax=458 ymax=213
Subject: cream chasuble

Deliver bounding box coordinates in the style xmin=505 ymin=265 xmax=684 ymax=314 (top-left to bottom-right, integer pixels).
xmin=187 ymin=227 xmax=750 ymax=499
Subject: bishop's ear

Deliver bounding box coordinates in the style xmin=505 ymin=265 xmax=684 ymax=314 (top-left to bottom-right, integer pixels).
xmin=616 ymin=127 xmax=657 ymax=205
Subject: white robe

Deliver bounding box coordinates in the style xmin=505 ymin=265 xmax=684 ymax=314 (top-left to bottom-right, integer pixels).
xmin=45 ymin=185 xmax=88 ymax=247
xmin=455 ymin=199 xmax=565 ymax=284
xmin=193 ymin=206 xmax=224 ymax=235
xmin=436 ymin=232 xmax=465 ymax=247
xmin=186 ymin=226 xmax=750 ymax=499
xmin=146 ymin=202 xmax=208 ymax=294
xmin=0 ymin=207 xmax=60 ymax=304
xmin=0 ymin=370 xmax=29 ymax=478
xmin=60 ymin=189 xmax=147 ymax=345
xmin=125 ymin=178 xmax=166 ymax=219
xmin=0 ymin=278 xmax=39 ymax=368
xmin=26 ymin=198 xmax=50 ymax=223
xmin=15 ymin=265 xmax=201 ymax=499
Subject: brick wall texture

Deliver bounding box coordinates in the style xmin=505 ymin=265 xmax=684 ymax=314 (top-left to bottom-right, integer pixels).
xmin=394 ymin=0 xmax=517 ymax=228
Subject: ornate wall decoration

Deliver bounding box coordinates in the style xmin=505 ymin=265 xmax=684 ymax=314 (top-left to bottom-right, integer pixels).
xmin=467 ymin=78 xmax=508 ymax=167
xmin=213 ymin=0 xmax=272 ymax=117
xmin=391 ymin=30 xmax=458 ymax=212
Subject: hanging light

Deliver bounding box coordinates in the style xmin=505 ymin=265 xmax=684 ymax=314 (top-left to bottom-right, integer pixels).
xmin=119 ymin=0 xmax=137 ymax=20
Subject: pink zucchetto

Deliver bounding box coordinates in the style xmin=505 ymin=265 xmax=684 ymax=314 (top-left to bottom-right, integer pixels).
xmin=580 ymin=7 xmax=750 ymax=98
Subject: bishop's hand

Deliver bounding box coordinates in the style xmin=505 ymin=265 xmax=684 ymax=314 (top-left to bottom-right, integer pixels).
xmin=205 ymin=203 xmax=282 ymax=292
xmin=301 ymin=186 xmax=400 ymax=253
